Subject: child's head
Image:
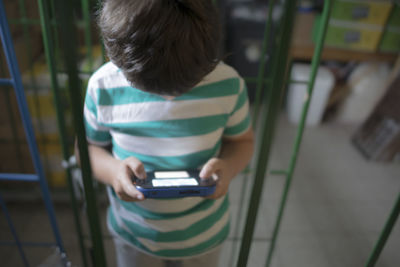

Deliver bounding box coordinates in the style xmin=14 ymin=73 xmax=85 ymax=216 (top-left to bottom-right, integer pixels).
xmin=98 ymin=0 xmax=220 ymax=96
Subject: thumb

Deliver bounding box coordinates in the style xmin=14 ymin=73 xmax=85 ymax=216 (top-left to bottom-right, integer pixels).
xmin=200 ymin=158 xmax=220 ymax=179
xmin=124 ymin=157 xmax=147 ymax=179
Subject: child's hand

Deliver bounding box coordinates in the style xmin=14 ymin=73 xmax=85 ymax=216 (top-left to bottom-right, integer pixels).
xmin=112 ymin=157 xmax=146 ymax=201
xmin=200 ymin=158 xmax=233 ymax=199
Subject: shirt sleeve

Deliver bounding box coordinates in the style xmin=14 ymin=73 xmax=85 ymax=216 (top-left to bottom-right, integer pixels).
xmin=223 ymin=78 xmax=251 ymax=137
xmin=83 ymin=82 xmax=112 ymax=146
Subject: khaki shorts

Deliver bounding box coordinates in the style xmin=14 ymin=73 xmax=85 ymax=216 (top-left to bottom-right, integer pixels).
xmin=112 ymin=234 xmax=223 ymax=267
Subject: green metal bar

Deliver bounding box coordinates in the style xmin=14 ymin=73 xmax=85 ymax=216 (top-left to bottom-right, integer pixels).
xmin=252 ymin=0 xmax=276 ymax=128
xmin=236 ymin=0 xmax=298 ymax=265
xmin=82 ymin=0 xmax=93 ymax=72
xmin=265 ymin=1 xmax=332 ymax=266
xmin=55 ymin=1 xmax=106 ymax=266
xmin=17 ymin=0 xmax=31 ymax=69
xmin=229 ymin=2 xmax=277 ymax=266
xmin=37 ymin=0 xmax=89 ymax=266
xmin=49 ymin=0 xmax=61 ymax=69
xmin=376 ymin=6 xmax=395 ymax=52
xmin=365 ymin=193 xmax=400 ymax=267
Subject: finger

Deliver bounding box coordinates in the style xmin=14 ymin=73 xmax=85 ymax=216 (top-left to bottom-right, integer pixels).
xmin=118 ymin=191 xmax=144 ymax=202
xmin=205 ymin=175 xmax=229 ymax=199
xmin=119 ymin=168 xmax=144 ymax=200
xmin=124 ymin=157 xmax=147 ymax=179
xmin=206 ymin=186 xmax=228 ymax=199
xmin=205 ymin=183 xmax=222 ymax=199
xmin=114 ymin=180 xmax=144 ymax=201
xmin=200 ymin=158 xmax=220 ymax=179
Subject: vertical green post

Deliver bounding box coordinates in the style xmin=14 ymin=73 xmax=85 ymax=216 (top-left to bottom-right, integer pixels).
xmin=236 ymin=0 xmax=298 ymax=266
xmin=365 ymin=193 xmax=400 ymax=267
xmin=17 ymin=0 xmax=33 ymax=72
xmin=55 ymin=1 xmax=107 ymax=266
xmin=252 ymin=0 xmax=276 ymax=126
xmin=264 ymin=1 xmax=332 ymax=266
xmin=82 ymin=0 xmax=93 ymax=72
xmin=37 ymin=0 xmax=89 ymax=266
xmin=228 ymin=2 xmax=276 ymax=266
xmin=49 ymin=0 xmax=61 ymax=67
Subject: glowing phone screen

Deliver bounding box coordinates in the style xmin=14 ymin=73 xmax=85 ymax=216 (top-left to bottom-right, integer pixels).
xmin=154 ymin=171 xmax=190 ymax=179
xmin=152 ymin=178 xmax=198 ymax=187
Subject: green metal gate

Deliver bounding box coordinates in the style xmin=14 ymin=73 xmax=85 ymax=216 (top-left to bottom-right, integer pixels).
xmin=2 ymin=0 xmax=399 ymax=266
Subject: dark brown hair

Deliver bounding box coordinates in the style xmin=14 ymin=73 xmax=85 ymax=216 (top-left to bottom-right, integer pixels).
xmin=98 ymin=0 xmax=220 ymax=96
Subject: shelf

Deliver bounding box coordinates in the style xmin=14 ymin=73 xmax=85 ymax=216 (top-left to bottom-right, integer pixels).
xmin=290 ymin=13 xmax=398 ymax=62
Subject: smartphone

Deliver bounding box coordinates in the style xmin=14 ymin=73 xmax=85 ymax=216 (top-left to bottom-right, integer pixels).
xmin=132 ymin=170 xmax=216 ymax=198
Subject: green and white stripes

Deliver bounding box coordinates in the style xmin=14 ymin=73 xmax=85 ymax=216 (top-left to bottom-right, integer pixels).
xmin=108 ymin=189 xmax=230 ymax=258
xmin=111 ymin=139 xmax=222 ymax=171
xmin=84 ymin=61 xmax=250 ymax=258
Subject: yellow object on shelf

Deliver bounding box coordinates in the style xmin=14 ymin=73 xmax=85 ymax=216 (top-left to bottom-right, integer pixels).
xmin=324 ymin=19 xmax=383 ymax=51
xmin=331 ymin=0 xmax=393 ymax=26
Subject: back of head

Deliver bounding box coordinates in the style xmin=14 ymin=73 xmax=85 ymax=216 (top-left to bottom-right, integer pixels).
xmin=98 ymin=0 xmax=220 ymax=96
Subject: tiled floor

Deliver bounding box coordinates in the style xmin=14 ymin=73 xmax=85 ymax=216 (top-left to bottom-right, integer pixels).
xmin=1 ymin=115 xmax=399 ymax=267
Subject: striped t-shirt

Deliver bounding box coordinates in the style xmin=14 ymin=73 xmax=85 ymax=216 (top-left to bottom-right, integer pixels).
xmin=83 ymin=61 xmax=251 ymax=258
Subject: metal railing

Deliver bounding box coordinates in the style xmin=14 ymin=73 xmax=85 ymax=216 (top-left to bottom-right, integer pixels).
xmin=1 ymin=0 xmax=398 ymax=266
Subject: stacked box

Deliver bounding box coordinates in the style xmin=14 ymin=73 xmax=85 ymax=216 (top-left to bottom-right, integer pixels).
xmin=324 ymin=20 xmax=383 ymax=51
xmin=318 ymin=0 xmax=393 ymax=52
xmin=330 ymin=0 xmax=393 ymax=25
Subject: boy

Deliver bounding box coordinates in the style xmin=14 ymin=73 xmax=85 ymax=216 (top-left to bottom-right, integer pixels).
xmin=84 ymin=0 xmax=254 ymax=266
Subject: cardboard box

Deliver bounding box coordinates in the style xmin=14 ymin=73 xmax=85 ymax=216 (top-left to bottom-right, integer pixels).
xmin=324 ymin=19 xmax=383 ymax=51
xmin=331 ymin=0 xmax=393 ymax=26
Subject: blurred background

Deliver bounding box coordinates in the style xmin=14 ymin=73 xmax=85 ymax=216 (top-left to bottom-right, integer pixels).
xmin=0 ymin=0 xmax=399 ymax=266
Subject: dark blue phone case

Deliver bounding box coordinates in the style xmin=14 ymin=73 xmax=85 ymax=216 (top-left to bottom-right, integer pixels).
xmin=138 ymin=186 xmax=216 ymax=198
xmin=133 ymin=170 xmax=216 ymax=198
